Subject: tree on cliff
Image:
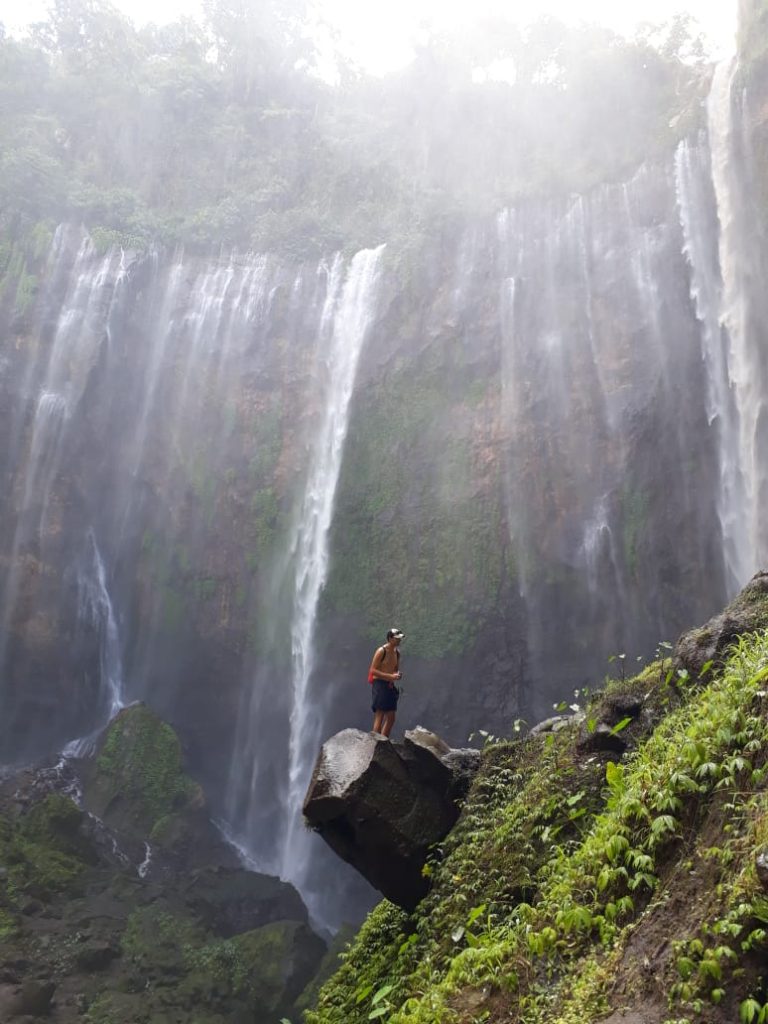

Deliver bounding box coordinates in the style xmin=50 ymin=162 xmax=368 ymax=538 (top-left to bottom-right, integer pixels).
xmin=0 ymin=3 xmax=709 ymax=253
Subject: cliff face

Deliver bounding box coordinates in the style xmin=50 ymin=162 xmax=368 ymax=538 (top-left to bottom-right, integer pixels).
xmin=0 ymin=134 xmax=750 ymax=927
xmin=0 ymin=167 xmax=729 ymax=729
xmin=1 ymin=16 xmax=767 ymax=928
xmin=323 ymin=156 xmax=725 ymax=740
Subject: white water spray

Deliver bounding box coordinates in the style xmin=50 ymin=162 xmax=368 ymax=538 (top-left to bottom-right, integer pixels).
xmin=63 ymin=529 xmax=126 ymax=756
xmin=707 ymin=53 xmax=767 ymax=588
xmin=0 ymin=238 xmax=127 ymax=688
xmin=674 ymin=46 xmax=767 ymax=593
xmin=279 ymin=245 xmax=385 ymax=892
xmin=675 ymin=132 xmax=747 ymax=593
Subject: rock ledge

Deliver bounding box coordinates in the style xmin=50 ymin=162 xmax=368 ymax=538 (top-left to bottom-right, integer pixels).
xmin=303 ymin=727 xmax=480 ymax=910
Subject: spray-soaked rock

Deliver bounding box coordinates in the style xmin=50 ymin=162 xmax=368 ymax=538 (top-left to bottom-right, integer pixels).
xmin=303 ymin=727 xmax=480 ymax=910
xmin=675 ymin=571 xmax=768 ymax=679
xmin=756 ymin=850 xmax=768 ymax=891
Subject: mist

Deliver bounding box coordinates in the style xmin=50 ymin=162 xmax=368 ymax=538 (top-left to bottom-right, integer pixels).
xmin=0 ymin=0 xmax=766 ymax=1019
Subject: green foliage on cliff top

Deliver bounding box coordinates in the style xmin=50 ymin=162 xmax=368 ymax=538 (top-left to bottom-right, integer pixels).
xmin=0 ymin=2 xmax=707 ymax=256
xmin=88 ymin=704 xmax=199 ymax=836
xmin=308 ymin=630 xmax=768 ymax=1024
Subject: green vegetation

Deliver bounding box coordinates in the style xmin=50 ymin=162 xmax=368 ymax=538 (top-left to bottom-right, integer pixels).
xmin=119 ymin=903 xmax=317 ymax=1019
xmin=308 ymin=630 xmax=768 ymax=1023
xmin=88 ymin=704 xmax=200 ymax=835
xmin=0 ymin=2 xmax=708 ymax=264
xmin=0 ymin=794 xmax=89 ymax=906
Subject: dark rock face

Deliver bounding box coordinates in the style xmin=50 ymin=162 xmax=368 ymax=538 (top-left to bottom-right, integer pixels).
xmin=0 ymin=979 xmax=56 ymax=1018
xmin=0 ymin=708 xmax=328 ymax=1024
xmin=755 ymin=851 xmax=768 ymax=892
xmin=185 ymin=866 xmax=308 ymax=937
xmin=674 ymin=571 xmax=768 ymax=678
xmin=576 ymin=689 xmax=649 ymax=755
xmin=303 ymin=727 xmax=480 ymax=910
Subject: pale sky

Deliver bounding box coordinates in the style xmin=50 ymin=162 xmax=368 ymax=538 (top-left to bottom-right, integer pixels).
xmin=2 ymin=0 xmax=738 ymax=72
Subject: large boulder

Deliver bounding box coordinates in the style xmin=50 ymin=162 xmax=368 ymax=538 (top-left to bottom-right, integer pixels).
xmin=83 ymin=704 xmax=203 ymax=840
xmin=184 ymin=866 xmax=308 ymax=937
xmin=81 ymin=704 xmax=242 ymax=876
xmin=675 ymin=571 xmax=768 ymax=678
xmin=303 ymin=727 xmax=481 ymax=910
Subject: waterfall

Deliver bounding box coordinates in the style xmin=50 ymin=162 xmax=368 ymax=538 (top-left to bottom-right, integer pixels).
xmin=63 ymin=529 xmax=126 ymax=757
xmin=0 ymin=237 xmax=128 ymax=698
xmin=673 ymin=50 xmax=768 ymax=594
xmin=77 ymin=530 xmax=125 ymax=720
xmin=0 ymin=97 xmax=751 ymax=921
xmin=216 ymin=244 xmax=385 ymax=926
xmin=280 ymin=244 xmax=385 ymax=904
xmin=0 ymin=235 xmax=291 ymax=765
xmin=493 ymin=154 xmax=717 ymax=719
xmin=674 ymin=133 xmax=746 ymax=593
xmin=706 ymin=54 xmax=768 ymax=588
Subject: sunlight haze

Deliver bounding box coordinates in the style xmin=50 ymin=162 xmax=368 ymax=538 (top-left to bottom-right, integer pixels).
xmin=3 ymin=0 xmax=738 ymax=71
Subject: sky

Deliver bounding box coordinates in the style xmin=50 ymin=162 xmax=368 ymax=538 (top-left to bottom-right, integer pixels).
xmin=2 ymin=0 xmax=738 ymax=73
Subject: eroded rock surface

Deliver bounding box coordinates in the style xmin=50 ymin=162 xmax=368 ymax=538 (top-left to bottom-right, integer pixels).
xmin=675 ymin=571 xmax=768 ymax=678
xmin=303 ymin=727 xmax=480 ymax=910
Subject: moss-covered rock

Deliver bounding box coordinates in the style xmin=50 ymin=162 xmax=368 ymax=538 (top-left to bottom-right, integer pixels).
xmin=0 ymin=793 xmax=94 ymax=903
xmin=84 ymin=704 xmax=201 ymax=839
xmin=328 ymin=363 xmax=509 ymax=660
xmin=118 ymin=904 xmax=325 ymax=1021
xmin=0 ymin=717 xmax=328 ymax=1024
xmin=21 ymin=792 xmax=93 ymax=859
xmin=230 ymin=919 xmax=326 ymax=1016
xmin=675 ymin=570 xmax=768 ymax=678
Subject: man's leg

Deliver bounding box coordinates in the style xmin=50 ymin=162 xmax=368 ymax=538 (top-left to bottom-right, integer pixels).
xmin=381 ymin=711 xmax=395 ymax=738
xmin=372 ymin=711 xmax=384 ymax=734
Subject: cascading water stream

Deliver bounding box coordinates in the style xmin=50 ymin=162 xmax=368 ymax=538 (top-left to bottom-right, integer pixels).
xmin=706 ymin=51 xmax=768 ymax=589
xmin=63 ymin=529 xmax=126 ymax=757
xmin=216 ymin=244 xmax=386 ymax=926
xmin=674 ymin=133 xmax=746 ymax=594
xmin=673 ymin=41 xmax=768 ymax=595
xmin=0 ymin=238 xmax=128 ymax=696
xmin=278 ymin=245 xmax=385 ymax=902
xmin=280 ymin=243 xmax=385 ymax=876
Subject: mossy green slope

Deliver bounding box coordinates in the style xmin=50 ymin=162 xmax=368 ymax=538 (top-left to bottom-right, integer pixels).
xmin=308 ymin=631 xmax=768 ymax=1024
xmin=85 ymin=703 xmax=200 ymax=837
xmin=0 ymin=793 xmax=92 ymax=935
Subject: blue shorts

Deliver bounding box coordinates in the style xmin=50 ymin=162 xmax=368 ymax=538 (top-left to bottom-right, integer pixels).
xmin=371 ymin=678 xmax=399 ymax=713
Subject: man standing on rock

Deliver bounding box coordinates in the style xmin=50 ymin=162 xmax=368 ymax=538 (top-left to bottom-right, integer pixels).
xmin=369 ymin=628 xmax=404 ymax=738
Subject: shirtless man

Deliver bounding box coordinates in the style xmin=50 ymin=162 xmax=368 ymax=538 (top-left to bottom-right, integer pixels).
xmin=369 ymin=628 xmax=404 ymax=738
